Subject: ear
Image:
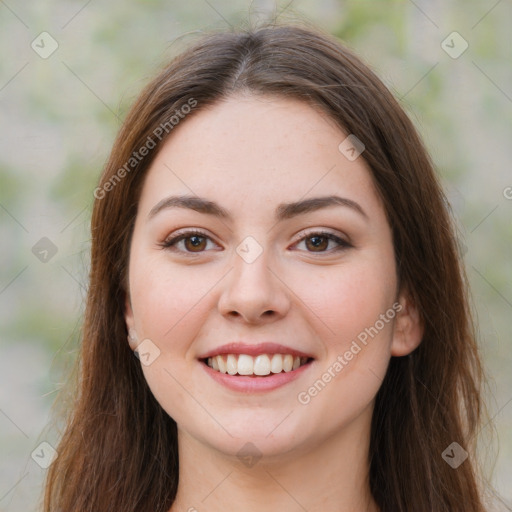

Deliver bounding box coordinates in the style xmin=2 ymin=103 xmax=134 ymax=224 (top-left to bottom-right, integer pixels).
xmin=390 ymin=289 xmax=424 ymax=357
xmin=124 ymin=293 xmax=139 ymax=351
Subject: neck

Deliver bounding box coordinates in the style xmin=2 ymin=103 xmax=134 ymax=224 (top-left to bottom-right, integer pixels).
xmin=169 ymin=405 xmax=379 ymax=512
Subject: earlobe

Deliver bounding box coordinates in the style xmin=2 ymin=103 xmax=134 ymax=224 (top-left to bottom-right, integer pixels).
xmin=124 ymin=294 xmax=139 ymax=351
xmin=390 ymin=291 xmax=424 ymax=357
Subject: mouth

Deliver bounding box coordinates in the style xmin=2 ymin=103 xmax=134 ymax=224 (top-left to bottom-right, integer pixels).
xmin=201 ymin=354 xmax=314 ymax=377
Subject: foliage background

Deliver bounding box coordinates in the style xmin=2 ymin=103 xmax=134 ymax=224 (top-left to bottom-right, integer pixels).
xmin=0 ymin=0 xmax=510 ymax=510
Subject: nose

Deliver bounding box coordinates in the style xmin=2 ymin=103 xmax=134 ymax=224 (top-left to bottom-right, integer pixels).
xmin=217 ymin=245 xmax=291 ymax=325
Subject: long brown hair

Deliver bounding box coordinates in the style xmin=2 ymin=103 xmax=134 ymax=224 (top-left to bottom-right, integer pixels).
xmin=43 ymin=20 xmax=491 ymax=511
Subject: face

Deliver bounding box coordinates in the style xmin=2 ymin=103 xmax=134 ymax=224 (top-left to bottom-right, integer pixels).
xmin=125 ymin=94 xmax=422 ymax=459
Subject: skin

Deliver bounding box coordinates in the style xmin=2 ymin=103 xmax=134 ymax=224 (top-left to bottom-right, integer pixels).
xmin=124 ymin=94 xmax=423 ymax=512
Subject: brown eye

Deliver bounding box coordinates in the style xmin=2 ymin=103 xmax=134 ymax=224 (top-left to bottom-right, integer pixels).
xmin=160 ymin=230 xmax=217 ymax=254
xmin=305 ymin=235 xmax=330 ymax=251
xmin=294 ymin=231 xmax=351 ymax=254
xmin=183 ymin=235 xmax=207 ymax=252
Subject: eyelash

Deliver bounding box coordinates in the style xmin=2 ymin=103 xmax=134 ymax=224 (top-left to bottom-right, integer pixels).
xmin=158 ymin=229 xmax=352 ymax=256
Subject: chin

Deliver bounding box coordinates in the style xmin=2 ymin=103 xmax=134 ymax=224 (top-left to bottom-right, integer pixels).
xmin=182 ymin=412 xmax=314 ymax=460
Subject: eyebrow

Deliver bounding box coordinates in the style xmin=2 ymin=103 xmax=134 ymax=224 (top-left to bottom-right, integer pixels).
xmin=147 ymin=194 xmax=369 ymax=222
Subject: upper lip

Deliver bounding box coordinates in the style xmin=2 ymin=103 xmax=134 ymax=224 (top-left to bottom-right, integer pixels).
xmin=198 ymin=342 xmax=315 ymax=360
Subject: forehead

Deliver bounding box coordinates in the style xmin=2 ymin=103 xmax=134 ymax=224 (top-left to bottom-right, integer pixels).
xmin=137 ymin=94 xmax=383 ymax=221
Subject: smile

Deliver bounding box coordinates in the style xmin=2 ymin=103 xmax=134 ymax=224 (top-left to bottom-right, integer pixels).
xmin=203 ymin=353 xmax=312 ymax=377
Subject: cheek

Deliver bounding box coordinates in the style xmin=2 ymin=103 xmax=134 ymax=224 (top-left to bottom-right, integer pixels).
xmin=129 ymin=250 xmax=215 ymax=342
xmin=293 ymin=253 xmax=397 ymax=348
xmin=128 ymin=252 xmax=215 ymax=418
xmin=293 ymin=262 xmax=397 ymax=427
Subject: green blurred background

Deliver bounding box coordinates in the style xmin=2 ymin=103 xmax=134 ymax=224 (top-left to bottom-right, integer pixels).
xmin=0 ymin=1 xmax=510 ymax=510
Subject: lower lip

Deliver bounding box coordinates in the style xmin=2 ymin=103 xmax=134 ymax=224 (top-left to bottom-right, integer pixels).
xmin=200 ymin=360 xmax=313 ymax=393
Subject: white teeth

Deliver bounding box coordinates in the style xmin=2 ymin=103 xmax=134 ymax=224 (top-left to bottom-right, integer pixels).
xmin=253 ymin=354 xmax=271 ymax=376
xmin=226 ymin=354 xmax=238 ymax=375
xmin=270 ymin=354 xmax=283 ymax=373
xmin=204 ymin=353 xmax=310 ymax=376
xmin=283 ymin=354 xmax=293 ymax=372
xmin=216 ymin=355 xmax=227 ymax=373
xmin=237 ymin=354 xmax=254 ymax=375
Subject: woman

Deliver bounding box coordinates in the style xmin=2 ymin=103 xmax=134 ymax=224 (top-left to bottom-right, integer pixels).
xmin=43 ymin=21 xmax=494 ymax=511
